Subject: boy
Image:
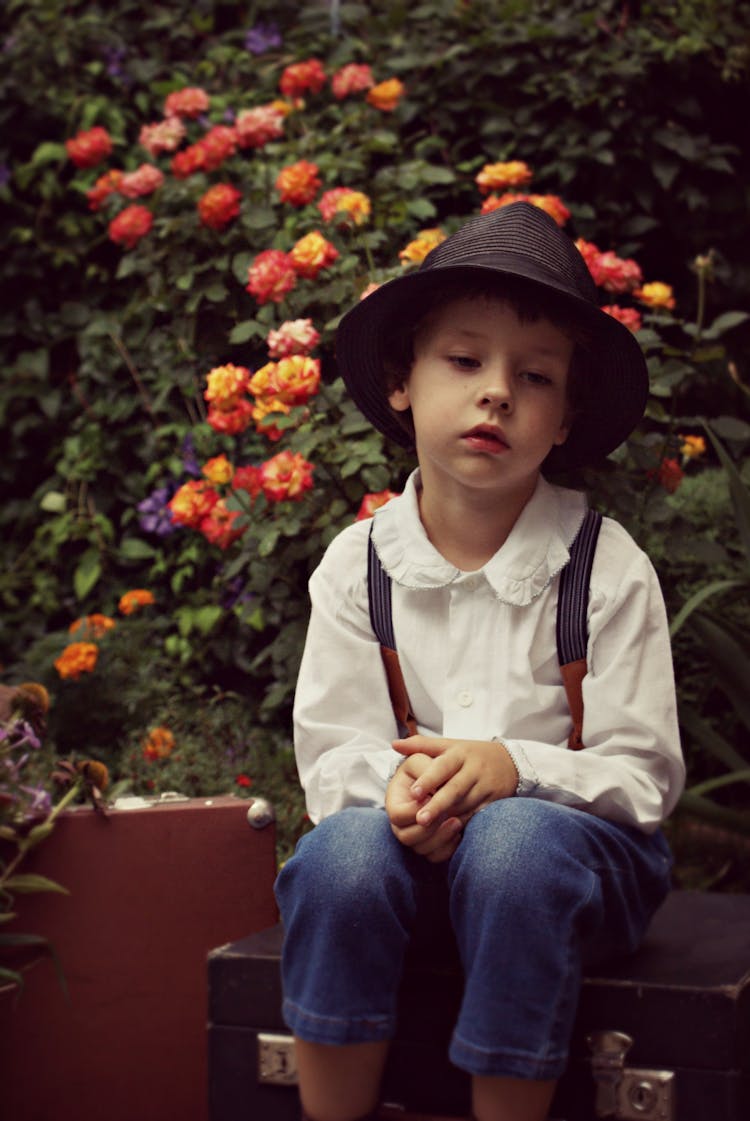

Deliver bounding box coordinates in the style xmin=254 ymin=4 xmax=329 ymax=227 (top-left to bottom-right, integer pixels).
xmin=275 ymin=202 xmax=685 ymax=1121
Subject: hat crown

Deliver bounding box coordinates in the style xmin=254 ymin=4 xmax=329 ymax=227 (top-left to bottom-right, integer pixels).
xmin=420 ymin=202 xmax=598 ymax=306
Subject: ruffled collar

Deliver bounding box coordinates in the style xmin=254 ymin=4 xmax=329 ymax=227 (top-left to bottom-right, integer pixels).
xmin=370 ymin=469 xmax=587 ymax=606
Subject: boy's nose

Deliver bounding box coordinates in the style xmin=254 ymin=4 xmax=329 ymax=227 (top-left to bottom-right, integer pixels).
xmin=478 ymin=373 xmax=513 ymax=411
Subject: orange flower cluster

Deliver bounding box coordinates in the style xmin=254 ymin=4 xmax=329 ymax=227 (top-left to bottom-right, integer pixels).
xmin=481 ymin=191 xmax=570 ymax=227
xmin=680 ymin=434 xmax=706 ymax=459
xmin=168 ymin=479 xmax=221 ymax=526
xmin=332 ymin=63 xmax=374 ymax=99
xmin=279 ymin=58 xmax=327 ymax=98
xmin=250 ymin=355 xmax=322 ymax=407
xmin=164 ymin=86 xmax=210 ymax=119
xmin=602 ymin=305 xmax=643 ymax=333
xmin=203 ymin=363 xmax=255 ymax=437
xmin=87 ymin=169 xmax=124 ymax=212
xmin=575 ymin=239 xmax=642 ymax=294
xmin=139 ymin=117 xmax=186 ymax=157
xmin=290 ymin=230 xmax=339 ymax=278
xmin=54 ymin=641 xmax=99 ymax=680
xmin=366 ymin=78 xmax=405 ymax=112
xmin=318 ymin=187 xmax=371 ymax=227
xmin=69 ymin=614 xmax=116 ymax=639
xmin=171 ymin=125 xmax=237 ymax=178
xmin=198 ymin=183 xmax=242 ymax=230
xmin=119 ymin=588 xmax=155 ymax=615
xmin=259 ymin=450 xmax=315 ymax=502
xmin=142 ymin=726 xmax=175 ymax=761
xmin=356 ymin=490 xmax=400 ymax=521
xmin=475 ymin=160 xmax=533 ymax=194
xmin=202 ymin=454 xmax=235 ymax=485
xmin=201 ymin=500 xmax=245 ymax=549
xmin=399 ymin=227 xmax=447 ymax=266
xmin=267 ymin=318 xmax=321 ymax=359
xmin=246 ymin=249 xmax=298 ymax=305
xmin=634 ymin=282 xmax=676 ymax=310
xmin=66 ymin=126 xmax=113 ymax=169
xmin=235 ymin=105 xmax=285 ymax=149
xmin=108 ymin=204 xmax=153 ymax=249
xmin=275 ymin=160 xmax=322 ymax=206
xmin=119 ymin=164 xmax=164 ymax=199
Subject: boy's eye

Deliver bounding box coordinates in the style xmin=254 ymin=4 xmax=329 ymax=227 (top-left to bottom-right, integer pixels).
xmin=449 ymin=354 xmax=480 ymax=370
xmin=521 ymin=369 xmax=553 ymax=386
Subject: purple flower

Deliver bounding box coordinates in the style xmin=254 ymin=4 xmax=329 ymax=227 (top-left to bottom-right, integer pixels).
xmin=0 ymin=164 xmax=10 ymax=188
xmin=182 ymin=433 xmax=201 ymax=477
xmin=244 ymin=22 xmax=282 ymax=55
xmin=137 ymin=486 xmax=176 ymax=537
xmin=19 ymin=783 xmax=52 ymax=822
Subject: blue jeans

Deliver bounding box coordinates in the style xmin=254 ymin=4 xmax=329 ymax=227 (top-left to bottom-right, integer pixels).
xmin=274 ymin=799 xmax=671 ymax=1080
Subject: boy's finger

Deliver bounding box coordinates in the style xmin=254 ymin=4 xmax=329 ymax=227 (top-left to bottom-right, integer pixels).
xmin=392 ymin=735 xmax=449 ymax=757
xmin=408 ymin=753 xmax=461 ymax=800
xmin=415 ymin=777 xmax=476 ymax=827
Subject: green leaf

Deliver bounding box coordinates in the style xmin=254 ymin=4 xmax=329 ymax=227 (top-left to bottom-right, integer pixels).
xmin=689 ymin=613 xmax=750 ymax=732
xmin=119 ymin=538 xmax=157 ymax=560
xmin=73 ymin=549 xmax=102 ymax=601
xmin=192 ymin=605 xmax=223 ymax=634
xmin=258 ymin=528 xmax=280 ymax=557
xmin=669 ymin=579 xmax=741 ymax=637
xmin=4 ymin=874 xmax=70 ymax=895
xmin=30 ymin=141 xmax=67 ymax=167
xmin=228 ymin=320 xmax=264 ymax=345
xmin=707 ymin=311 xmax=749 ymax=335
xmin=40 ymin=491 xmax=66 ymax=513
xmin=690 ymin=769 xmax=750 ymax=798
xmin=703 ymin=421 xmax=750 ymax=565
xmin=677 ymin=790 xmax=750 ymax=834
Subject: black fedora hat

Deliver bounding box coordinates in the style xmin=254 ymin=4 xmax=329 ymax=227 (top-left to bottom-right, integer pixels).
xmin=335 ymin=202 xmax=649 ymax=469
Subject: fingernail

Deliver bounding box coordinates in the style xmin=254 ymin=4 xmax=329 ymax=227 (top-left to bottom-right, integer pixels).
xmin=411 ymin=783 xmax=423 ymax=798
xmin=416 ymin=808 xmax=431 ymax=825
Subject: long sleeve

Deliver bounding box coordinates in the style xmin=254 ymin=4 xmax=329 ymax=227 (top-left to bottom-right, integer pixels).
xmin=505 ymin=521 xmax=685 ymax=832
xmin=293 ymin=521 xmax=401 ymax=823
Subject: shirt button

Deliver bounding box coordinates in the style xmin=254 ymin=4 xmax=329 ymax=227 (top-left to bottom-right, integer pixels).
xmin=458 ymin=691 xmax=473 ymax=707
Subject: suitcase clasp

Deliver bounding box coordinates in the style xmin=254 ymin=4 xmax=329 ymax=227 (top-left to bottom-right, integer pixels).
xmin=588 ymin=1030 xmax=674 ymax=1120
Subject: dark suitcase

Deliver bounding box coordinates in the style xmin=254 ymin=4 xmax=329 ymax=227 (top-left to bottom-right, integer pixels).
xmin=208 ymin=890 xmax=750 ymax=1121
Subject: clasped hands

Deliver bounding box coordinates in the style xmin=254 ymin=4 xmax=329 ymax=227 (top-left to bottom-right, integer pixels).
xmin=384 ymin=735 xmax=519 ymax=863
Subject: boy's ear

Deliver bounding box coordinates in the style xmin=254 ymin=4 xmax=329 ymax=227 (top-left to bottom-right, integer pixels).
xmin=553 ymin=414 xmax=572 ymax=446
xmin=388 ymin=383 xmax=411 ymax=412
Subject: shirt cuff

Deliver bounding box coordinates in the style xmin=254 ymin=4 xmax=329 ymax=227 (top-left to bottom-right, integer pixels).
xmin=493 ymin=737 xmax=540 ymax=797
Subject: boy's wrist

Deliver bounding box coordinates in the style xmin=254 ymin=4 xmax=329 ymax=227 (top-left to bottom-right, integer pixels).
xmin=491 ymin=736 xmax=530 ymax=797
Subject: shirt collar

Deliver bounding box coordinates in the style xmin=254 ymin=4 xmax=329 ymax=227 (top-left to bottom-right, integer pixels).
xmin=370 ymin=469 xmax=588 ymax=606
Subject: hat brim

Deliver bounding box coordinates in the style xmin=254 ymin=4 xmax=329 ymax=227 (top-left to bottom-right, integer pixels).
xmin=336 ymin=262 xmax=649 ymax=470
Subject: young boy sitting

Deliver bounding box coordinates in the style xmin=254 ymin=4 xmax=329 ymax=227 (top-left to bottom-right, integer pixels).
xmin=274 ymin=202 xmax=685 ymax=1121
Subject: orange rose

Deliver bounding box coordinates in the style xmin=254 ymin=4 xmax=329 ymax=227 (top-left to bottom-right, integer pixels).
xmin=399 ymin=228 xmax=446 ymax=266
xmin=290 ymin=230 xmax=339 ymax=278
xmin=475 ymin=160 xmax=533 ymax=195
xmin=634 ymin=282 xmax=676 ymax=310
xmin=54 ymin=642 xmax=99 ymax=680
xmin=366 ymin=78 xmax=405 ymax=112
xmin=275 ymin=160 xmax=321 ymax=206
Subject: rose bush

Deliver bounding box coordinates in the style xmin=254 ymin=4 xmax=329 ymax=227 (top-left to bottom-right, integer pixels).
xmin=2 ymin=0 xmax=749 ymax=875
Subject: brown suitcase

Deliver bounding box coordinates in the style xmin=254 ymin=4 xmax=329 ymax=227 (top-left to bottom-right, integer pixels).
xmin=1 ymin=793 xmax=278 ymax=1121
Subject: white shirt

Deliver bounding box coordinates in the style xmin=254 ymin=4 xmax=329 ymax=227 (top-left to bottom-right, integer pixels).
xmin=293 ymin=470 xmax=685 ymax=833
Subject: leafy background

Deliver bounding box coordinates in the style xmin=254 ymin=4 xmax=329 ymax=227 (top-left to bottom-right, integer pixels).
xmin=2 ymin=0 xmax=750 ymax=883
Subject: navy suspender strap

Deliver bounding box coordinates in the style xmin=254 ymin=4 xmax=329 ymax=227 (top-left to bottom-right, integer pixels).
xmin=557 ymin=508 xmax=602 ymax=750
xmin=367 ymin=507 xmax=602 ymax=749
xmin=367 ymin=530 xmax=418 ymax=737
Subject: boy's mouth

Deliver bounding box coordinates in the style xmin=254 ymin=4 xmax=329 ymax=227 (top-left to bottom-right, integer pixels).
xmin=462 ymin=425 xmax=510 ymax=452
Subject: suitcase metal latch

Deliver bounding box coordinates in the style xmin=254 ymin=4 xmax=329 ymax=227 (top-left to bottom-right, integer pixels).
xmin=257 ymin=1032 xmax=298 ymax=1085
xmin=588 ymin=1030 xmax=675 ymax=1120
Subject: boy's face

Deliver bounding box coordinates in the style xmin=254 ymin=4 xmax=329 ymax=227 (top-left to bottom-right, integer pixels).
xmin=388 ymin=296 xmax=573 ymax=505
